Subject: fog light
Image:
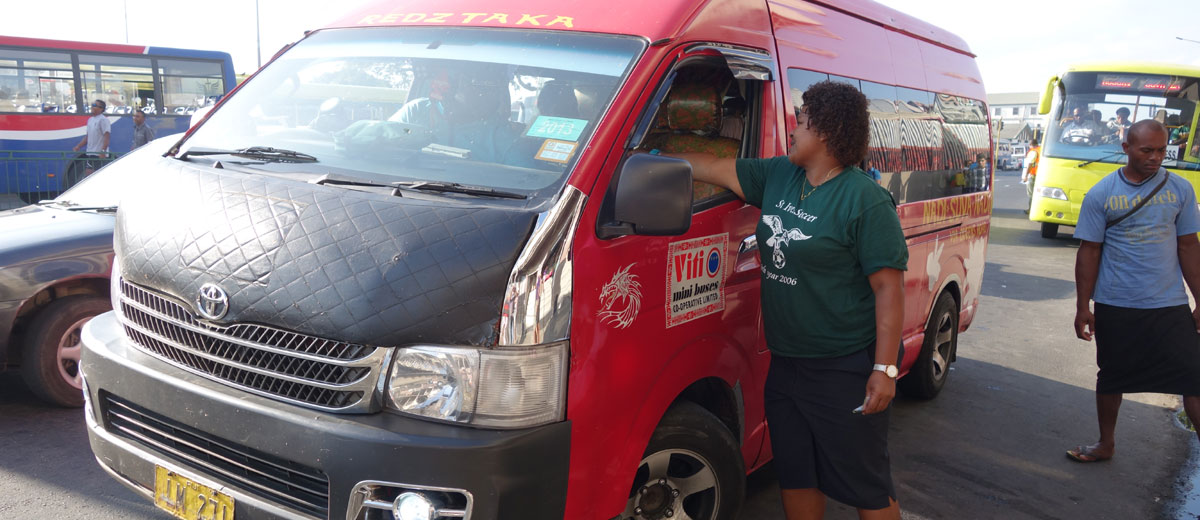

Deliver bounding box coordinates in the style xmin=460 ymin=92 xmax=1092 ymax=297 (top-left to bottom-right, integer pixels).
xmin=393 ymin=492 xmax=436 ymax=520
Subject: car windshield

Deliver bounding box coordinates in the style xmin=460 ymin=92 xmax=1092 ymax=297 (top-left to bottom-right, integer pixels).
xmin=179 ymin=27 xmax=644 ymax=200
xmin=1044 ymin=70 xmax=1200 ymax=170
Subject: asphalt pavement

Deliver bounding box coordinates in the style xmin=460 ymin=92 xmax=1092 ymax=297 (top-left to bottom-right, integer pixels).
xmin=1 ymin=168 xmax=1197 ymax=520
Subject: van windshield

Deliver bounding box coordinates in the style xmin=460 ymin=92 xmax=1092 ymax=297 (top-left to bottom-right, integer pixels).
xmin=180 ymin=27 xmax=644 ymax=198
xmin=1044 ymin=70 xmax=1200 ymax=170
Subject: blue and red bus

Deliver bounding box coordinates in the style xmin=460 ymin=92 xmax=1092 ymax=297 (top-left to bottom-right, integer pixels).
xmin=0 ymin=35 xmax=235 ymax=201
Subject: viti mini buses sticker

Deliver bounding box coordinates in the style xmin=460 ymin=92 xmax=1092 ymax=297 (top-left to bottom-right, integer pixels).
xmin=666 ymin=233 xmax=728 ymax=328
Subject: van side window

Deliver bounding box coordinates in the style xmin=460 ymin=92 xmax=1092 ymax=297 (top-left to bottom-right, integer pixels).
xmin=637 ymin=64 xmax=762 ymax=209
xmin=786 ymin=67 xmax=991 ymax=203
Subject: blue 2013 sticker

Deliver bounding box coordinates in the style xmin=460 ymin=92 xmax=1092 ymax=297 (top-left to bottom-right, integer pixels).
xmin=526 ymin=116 xmax=588 ymax=141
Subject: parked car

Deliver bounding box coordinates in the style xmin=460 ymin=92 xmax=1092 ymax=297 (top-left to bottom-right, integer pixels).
xmin=0 ymin=137 xmax=169 ymax=406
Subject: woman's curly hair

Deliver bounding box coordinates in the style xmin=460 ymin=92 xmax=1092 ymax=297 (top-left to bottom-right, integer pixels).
xmin=801 ymin=80 xmax=870 ymax=167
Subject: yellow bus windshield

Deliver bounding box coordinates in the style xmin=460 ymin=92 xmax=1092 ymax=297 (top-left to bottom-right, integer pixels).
xmin=1043 ymin=70 xmax=1200 ymax=170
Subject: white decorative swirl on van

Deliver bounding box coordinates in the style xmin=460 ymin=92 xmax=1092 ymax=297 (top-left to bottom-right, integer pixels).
xmin=597 ymin=263 xmax=642 ymax=329
xmin=762 ymin=214 xmax=811 ymax=269
xmin=926 ymin=239 xmax=945 ymax=292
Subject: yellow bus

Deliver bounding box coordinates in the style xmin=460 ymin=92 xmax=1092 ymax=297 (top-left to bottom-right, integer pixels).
xmin=1031 ymin=62 xmax=1200 ymax=238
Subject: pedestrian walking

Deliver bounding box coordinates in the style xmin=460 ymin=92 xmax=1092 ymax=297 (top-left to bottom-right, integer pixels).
xmin=1021 ymin=138 xmax=1040 ymax=214
xmin=1069 ymin=119 xmax=1200 ymax=462
xmin=131 ymin=109 xmax=155 ymax=150
xmin=70 ymin=99 xmax=111 ymax=180
xmin=666 ymin=80 xmax=907 ymax=519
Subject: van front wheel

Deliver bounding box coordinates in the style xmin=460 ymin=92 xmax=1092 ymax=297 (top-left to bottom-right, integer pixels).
xmin=1041 ymin=222 xmax=1059 ymax=238
xmin=621 ymin=401 xmax=744 ymax=520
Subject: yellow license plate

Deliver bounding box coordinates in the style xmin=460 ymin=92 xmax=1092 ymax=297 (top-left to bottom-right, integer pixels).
xmin=154 ymin=465 xmax=235 ymax=520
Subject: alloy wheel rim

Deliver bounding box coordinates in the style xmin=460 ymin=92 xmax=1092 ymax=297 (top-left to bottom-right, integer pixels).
xmin=56 ymin=316 xmax=90 ymax=390
xmin=623 ymin=448 xmax=719 ymax=520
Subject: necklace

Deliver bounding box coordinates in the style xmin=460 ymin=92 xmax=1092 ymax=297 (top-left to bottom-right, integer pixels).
xmin=799 ymin=166 xmax=842 ymax=201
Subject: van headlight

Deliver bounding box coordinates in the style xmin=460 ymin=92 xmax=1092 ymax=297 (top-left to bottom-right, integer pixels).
xmin=384 ymin=341 xmax=567 ymax=429
xmin=1037 ymin=186 xmax=1068 ymax=200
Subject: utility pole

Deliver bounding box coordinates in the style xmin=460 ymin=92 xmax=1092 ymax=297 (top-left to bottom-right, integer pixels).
xmin=256 ymin=0 xmax=263 ymax=69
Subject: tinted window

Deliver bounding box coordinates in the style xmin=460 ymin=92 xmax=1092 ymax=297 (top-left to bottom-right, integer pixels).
xmin=0 ymin=48 xmax=75 ymax=113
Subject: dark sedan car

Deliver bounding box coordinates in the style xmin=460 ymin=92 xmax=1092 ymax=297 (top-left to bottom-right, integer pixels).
xmin=0 ymin=137 xmax=168 ymax=406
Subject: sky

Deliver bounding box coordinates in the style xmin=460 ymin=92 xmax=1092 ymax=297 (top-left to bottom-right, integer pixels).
xmin=2 ymin=0 xmax=1199 ymax=95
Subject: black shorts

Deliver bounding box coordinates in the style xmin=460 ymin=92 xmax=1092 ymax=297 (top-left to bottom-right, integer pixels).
xmin=1095 ymin=303 xmax=1200 ymax=395
xmin=764 ymin=348 xmax=895 ymax=510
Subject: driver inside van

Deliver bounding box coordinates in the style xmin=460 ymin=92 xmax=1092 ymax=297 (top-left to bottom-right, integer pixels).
xmin=387 ymin=67 xmax=523 ymax=163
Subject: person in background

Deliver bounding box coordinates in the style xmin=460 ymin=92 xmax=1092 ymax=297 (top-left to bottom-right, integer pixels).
xmin=1069 ymin=120 xmax=1200 ymax=462
xmin=72 ymin=99 xmax=111 ymax=176
xmin=131 ymin=109 xmax=155 ymax=150
xmin=1021 ymin=138 xmax=1040 ymax=214
xmin=666 ymin=80 xmax=907 ymax=520
xmin=1107 ymin=108 xmax=1132 ymax=143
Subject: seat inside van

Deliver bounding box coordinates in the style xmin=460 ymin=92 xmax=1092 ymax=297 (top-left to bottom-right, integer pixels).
xmin=647 ymin=81 xmax=740 ymax=200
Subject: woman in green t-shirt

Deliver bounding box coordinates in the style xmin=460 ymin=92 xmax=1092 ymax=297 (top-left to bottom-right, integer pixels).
xmin=668 ymin=80 xmax=908 ymax=519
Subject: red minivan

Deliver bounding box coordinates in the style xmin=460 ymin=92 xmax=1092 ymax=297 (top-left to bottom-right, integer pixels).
xmin=80 ymin=1 xmax=992 ymax=519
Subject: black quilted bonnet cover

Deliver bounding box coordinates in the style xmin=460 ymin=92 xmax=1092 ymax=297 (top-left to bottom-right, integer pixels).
xmin=115 ymin=159 xmax=537 ymax=347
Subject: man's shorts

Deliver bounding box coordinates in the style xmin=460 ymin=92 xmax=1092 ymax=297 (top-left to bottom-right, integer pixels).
xmin=1095 ymin=303 xmax=1200 ymax=395
xmin=764 ymin=348 xmax=896 ymax=510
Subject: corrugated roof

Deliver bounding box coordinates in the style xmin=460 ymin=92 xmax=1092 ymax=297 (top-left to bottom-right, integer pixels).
xmin=988 ymin=92 xmax=1039 ymax=105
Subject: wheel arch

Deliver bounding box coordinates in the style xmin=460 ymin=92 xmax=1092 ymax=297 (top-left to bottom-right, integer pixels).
xmin=6 ymin=276 xmax=111 ymax=367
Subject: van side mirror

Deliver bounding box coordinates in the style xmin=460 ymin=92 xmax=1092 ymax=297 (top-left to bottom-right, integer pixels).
xmin=596 ymin=153 xmax=693 ymax=239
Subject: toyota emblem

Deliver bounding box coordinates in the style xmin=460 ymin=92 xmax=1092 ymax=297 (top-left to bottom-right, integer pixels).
xmin=196 ymin=283 xmax=229 ymax=320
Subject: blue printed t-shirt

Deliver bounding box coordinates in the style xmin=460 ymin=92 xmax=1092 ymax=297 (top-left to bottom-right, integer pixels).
xmin=1074 ymin=167 xmax=1200 ymax=308
xmin=736 ymin=157 xmax=909 ymax=358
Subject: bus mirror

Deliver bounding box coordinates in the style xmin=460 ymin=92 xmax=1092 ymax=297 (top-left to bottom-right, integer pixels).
xmin=597 ymin=153 xmax=693 ymax=239
xmin=1038 ymin=76 xmax=1058 ymax=115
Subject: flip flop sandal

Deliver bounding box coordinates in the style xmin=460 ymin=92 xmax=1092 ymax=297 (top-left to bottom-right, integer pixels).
xmin=1066 ymin=445 xmax=1111 ymax=463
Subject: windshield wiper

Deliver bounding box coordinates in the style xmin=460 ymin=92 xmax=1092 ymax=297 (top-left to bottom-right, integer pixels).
xmin=392 ymin=181 xmax=527 ymax=200
xmin=39 ymin=200 xmax=118 ymax=212
xmin=179 ymin=146 xmax=318 ymax=163
xmin=312 ymin=175 xmax=526 ymax=199
xmin=1077 ymin=151 xmax=1126 ymax=168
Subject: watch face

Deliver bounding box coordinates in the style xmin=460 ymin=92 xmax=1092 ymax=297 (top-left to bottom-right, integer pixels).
xmin=886 ymin=365 xmax=899 ymax=378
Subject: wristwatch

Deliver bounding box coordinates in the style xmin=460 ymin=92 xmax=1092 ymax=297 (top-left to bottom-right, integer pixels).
xmin=872 ymin=364 xmax=899 ymax=378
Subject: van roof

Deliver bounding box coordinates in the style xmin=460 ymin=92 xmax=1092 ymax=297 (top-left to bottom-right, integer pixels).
xmin=329 ymin=0 xmax=974 ymax=56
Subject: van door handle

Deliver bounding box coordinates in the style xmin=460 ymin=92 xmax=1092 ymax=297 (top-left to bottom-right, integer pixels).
xmin=738 ymin=235 xmax=758 ymax=254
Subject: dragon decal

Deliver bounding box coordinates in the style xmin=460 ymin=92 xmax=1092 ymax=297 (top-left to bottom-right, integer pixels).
xmin=762 ymin=214 xmax=812 ymax=269
xmin=597 ymin=263 xmax=642 ymax=329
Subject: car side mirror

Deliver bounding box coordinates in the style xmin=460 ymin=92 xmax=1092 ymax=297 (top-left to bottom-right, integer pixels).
xmin=596 ymin=153 xmax=693 ymax=239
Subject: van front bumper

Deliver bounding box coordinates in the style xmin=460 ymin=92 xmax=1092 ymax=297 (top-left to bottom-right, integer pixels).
xmin=80 ymin=311 xmax=570 ymax=520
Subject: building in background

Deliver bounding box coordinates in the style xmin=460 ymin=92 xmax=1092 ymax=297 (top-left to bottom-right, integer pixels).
xmin=989 ymin=92 xmax=1044 ymax=169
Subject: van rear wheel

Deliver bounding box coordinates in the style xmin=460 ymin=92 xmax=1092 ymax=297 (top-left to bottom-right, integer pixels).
xmin=899 ymin=291 xmax=958 ymax=400
xmin=1040 ymin=222 xmax=1058 ymax=239
xmin=621 ymin=401 xmax=743 ymax=520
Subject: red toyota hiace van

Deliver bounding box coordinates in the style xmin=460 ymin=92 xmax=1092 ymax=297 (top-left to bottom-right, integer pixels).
xmin=80 ymin=1 xmax=992 ymax=519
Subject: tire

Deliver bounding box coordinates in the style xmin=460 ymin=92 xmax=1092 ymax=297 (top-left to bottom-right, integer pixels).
xmin=620 ymin=401 xmax=744 ymax=520
xmin=1040 ymin=222 xmax=1059 ymax=239
xmin=20 ymin=295 xmax=110 ymax=407
xmin=899 ymin=291 xmax=958 ymax=400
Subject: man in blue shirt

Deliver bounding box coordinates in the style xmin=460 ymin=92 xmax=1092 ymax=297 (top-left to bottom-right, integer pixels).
xmin=1069 ymin=119 xmax=1200 ymax=462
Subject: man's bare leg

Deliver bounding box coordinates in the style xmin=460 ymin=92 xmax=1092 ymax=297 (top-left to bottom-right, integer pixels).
xmin=1183 ymin=395 xmax=1200 ymax=443
xmin=780 ymin=488 xmax=825 ymax=520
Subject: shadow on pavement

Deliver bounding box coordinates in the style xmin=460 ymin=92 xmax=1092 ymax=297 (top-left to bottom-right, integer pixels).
xmin=739 ymin=357 xmax=1193 ymax=520
xmin=0 ymin=372 xmax=162 ymax=519
xmin=979 ymin=262 xmax=1076 ymax=302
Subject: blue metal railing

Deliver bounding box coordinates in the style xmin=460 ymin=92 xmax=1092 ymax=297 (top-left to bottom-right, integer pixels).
xmin=0 ymin=150 xmax=122 ymax=205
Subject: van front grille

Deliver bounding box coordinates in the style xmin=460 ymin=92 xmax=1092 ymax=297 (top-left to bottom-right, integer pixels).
xmin=102 ymin=393 xmax=329 ymax=518
xmin=117 ymin=279 xmax=387 ymax=412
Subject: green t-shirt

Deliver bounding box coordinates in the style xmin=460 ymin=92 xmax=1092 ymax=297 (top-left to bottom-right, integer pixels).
xmin=736 ymin=157 xmax=908 ymax=358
